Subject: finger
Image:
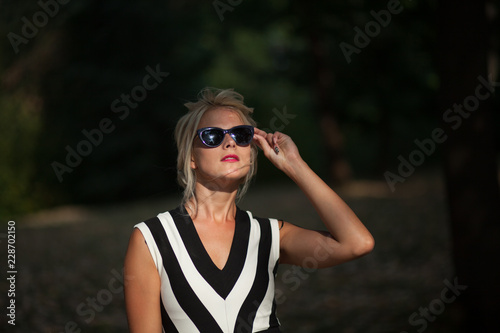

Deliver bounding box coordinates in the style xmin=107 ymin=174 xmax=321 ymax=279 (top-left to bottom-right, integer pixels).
xmin=253 ymin=133 xmax=270 ymax=149
xmin=254 ymin=128 xmax=274 ymax=147
xmin=273 ymin=131 xmax=285 ymax=142
xmin=267 ymin=133 xmax=276 ymax=147
xmin=270 ymin=133 xmax=281 ymax=154
xmin=253 ymin=133 xmax=274 ymax=156
xmin=254 ymin=127 xmax=268 ymax=137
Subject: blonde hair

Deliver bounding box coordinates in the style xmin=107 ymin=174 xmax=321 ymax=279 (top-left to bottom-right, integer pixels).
xmin=174 ymin=87 xmax=258 ymax=215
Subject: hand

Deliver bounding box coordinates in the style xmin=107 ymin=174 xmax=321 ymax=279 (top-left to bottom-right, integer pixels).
xmin=252 ymin=127 xmax=302 ymax=175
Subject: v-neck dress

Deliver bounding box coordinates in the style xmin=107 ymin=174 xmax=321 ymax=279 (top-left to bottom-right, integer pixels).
xmin=134 ymin=206 xmax=281 ymax=333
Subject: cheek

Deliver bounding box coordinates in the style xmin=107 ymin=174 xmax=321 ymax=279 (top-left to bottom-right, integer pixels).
xmin=241 ymin=147 xmax=253 ymax=165
xmin=191 ymin=149 xmax=215 ymax=170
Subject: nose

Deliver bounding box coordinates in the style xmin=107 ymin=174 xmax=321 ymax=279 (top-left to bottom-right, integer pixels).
xmin=222 ymin=133 xmax=236 ymax=148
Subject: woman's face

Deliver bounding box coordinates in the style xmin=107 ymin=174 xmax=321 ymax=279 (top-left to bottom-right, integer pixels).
xmin=191 ymin=108 xmax=252 ymax=188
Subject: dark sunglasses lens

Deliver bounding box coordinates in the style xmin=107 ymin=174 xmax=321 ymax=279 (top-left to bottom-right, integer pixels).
xmin=231 ymin=127 xmax=253 ymax=145
xmin=201 ymin=129 xmax=224 ymax=147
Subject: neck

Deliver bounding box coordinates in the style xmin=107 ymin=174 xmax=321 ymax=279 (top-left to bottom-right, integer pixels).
xmin=186 ymin=182 xmax=239 ymax=223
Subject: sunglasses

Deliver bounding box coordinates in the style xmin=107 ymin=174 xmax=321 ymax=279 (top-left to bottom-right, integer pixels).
xmin=195 ymin=125 xmax=254 ymax=148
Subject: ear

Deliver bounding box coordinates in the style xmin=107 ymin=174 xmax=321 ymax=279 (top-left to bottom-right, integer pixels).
xmin=190 ymin=154 xmax=197 ymax=170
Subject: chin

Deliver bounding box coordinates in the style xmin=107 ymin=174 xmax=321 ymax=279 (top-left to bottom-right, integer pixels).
xmin=198 ymin=164 xmax=250 ymax=185
xmin=225 ymin=165 xmax=250 ymax=178
xmin=220 ymin=171 xmax=247 ymax=183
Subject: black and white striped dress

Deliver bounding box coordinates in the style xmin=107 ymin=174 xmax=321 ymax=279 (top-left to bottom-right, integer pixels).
xmin=134 ymin=205 xmax=281 ymax=333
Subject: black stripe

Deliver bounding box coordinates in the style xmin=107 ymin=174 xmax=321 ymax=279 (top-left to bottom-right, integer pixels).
xmin=234 ymin=217 xmax=273 ymax=333
xmin=256 ymin=328 xmax=281 ymax=333
xmin=145 ymin=217 xmax=223 ymax=333
xmin=170 ymin=206 xmax=250 ymax=299
xmin=269 ymin=259 xmax=280 ymax=329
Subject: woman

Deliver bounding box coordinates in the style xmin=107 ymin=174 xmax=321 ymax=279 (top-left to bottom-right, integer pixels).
xmin=124 ymin=87 xmax=374 ymax=333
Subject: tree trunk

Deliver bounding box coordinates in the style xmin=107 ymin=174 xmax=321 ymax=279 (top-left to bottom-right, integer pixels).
xmin=298 ymin=3 xmax=352 ymax=184
xmin=437 ymin=0 xmax=500 ymax=331
xmin=310 ymin=33 xmax=352 ymax=183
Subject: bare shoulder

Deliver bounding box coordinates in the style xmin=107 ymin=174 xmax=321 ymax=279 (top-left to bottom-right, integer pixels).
xmin=128 ymin=227 xmax=148 ymax=249
xmin=124 ymin=228 xmax=158 ymax=283
xmin=124 ymin=227 xmax=162 ymax=332
xmin=125 ymin=228 xmax=149 ymax=261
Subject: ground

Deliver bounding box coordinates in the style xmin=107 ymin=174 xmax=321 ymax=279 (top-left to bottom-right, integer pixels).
xmin=2 ymin=170 xmax=461 ymax=333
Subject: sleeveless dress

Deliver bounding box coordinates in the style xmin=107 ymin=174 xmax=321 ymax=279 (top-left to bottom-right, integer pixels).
xmin=134 ymin=205 xmax=281 ymax=333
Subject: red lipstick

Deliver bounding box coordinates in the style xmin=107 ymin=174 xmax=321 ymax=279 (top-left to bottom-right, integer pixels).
xmin=221 ymin=154 xmax=239 ymax=162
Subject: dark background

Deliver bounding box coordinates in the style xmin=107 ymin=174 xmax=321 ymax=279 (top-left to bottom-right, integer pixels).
xmin=1 ymin=0 xmax=499 ymax=332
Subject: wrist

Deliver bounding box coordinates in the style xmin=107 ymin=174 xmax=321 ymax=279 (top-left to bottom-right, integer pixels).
xmin=284 ymin=155 xmax=309 ymax=182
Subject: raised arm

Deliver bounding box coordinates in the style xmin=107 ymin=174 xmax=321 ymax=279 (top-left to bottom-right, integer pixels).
xmin=124 ymin=228 xmax=162 ymax=332
xmin=253 ymin=128 xmax=374 ymax=268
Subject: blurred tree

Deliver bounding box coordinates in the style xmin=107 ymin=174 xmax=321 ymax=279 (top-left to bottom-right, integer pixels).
xmin=296 ymin=2 xmax=352 ymax=184
xmin=0 ymin=0 xmax=52 ymax=216
xmin=2 ymin=0 xmax=213 ymax=211
xmin=437 ymin=0 xmax=500 ymax=331
xmin=0 ymin=0 xmax=441 ymax=217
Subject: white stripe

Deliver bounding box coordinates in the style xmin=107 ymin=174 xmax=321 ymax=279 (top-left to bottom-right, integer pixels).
xmin=134 ymin=222 xmax=163 ymax=275
xmin=136 ymin=212 xmax=280 ymax=333
xmin=157 ymin=212 xmax=229 ymax=331
xmin=135 ymin=222 xmax=200 ymax=331
xmin=253 ymin=217 xmax=280 ymax=331
xmin=159 ymin=266 xmax=200 ymax=332
xmin=224 ymin=212 xmax=260 ymax=330
xmin=135 ymin=222 xmax=200 ymax=332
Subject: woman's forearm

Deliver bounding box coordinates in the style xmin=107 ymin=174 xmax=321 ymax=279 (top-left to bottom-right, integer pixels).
xmin=284 ymin=156 xmax=374 ymax=255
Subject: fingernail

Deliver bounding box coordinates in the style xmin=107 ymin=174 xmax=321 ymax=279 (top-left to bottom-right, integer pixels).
xmin=274 ymin=146 xmax=279 ymax=154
